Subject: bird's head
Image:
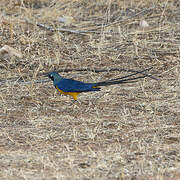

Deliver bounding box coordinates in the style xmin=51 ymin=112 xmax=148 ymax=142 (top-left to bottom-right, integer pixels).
xmin=48 ymin=72 xmax=63 ymax=84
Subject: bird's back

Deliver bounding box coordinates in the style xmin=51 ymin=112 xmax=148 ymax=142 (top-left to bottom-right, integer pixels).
xmin=55 ymin=78 xmax=100 ymax=92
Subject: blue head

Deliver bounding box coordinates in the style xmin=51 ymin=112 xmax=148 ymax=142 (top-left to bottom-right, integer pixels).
xmin=48 ymin=72 xmax=63 ymax=85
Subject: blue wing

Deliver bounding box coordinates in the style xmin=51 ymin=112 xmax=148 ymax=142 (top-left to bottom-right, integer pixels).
xmin=55 ymin=78 xmax=100 ymax=92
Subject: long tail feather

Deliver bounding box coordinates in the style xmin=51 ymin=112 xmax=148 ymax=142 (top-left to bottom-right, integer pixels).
xmin=95 ymin=68 xmax=155 ymax=87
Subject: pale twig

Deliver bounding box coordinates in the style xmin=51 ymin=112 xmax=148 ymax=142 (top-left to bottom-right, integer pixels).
xmin=24 ymin=6 xmax=155 ymax=36
xmin=0 ymin=67 xmax=158 ymax=86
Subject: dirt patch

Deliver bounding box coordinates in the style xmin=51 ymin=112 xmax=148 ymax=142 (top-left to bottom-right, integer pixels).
xmin=0 ymin=0 xmax=180 ymax=179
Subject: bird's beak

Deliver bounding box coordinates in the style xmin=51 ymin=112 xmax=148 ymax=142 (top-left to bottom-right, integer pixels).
xmin=42 ymin=72 xmax=50 ymax=77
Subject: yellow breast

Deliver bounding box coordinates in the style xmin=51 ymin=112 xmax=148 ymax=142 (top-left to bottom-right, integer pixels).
xmin=56 ymin=86 xmax=80 ymax=100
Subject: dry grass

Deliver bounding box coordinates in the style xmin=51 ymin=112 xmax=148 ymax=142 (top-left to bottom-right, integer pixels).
xmin=0 ymin=0 xmax=180 ymax=179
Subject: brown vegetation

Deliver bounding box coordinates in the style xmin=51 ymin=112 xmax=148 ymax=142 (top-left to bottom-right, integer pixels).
xmin=0 ymin=0 xmax=180 ymax=179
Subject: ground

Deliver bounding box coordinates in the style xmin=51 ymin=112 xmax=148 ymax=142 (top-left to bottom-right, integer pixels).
xmin=0 ymin=0 xmax=180 ymax=179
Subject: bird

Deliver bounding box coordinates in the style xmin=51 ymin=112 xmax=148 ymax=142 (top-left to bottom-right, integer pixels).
xmin=48 ymin=68 xmax=154 ymax=101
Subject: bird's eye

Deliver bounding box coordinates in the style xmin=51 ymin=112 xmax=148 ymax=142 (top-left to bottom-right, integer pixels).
xmin=48 ymin=74 xmax=54 ymax=81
